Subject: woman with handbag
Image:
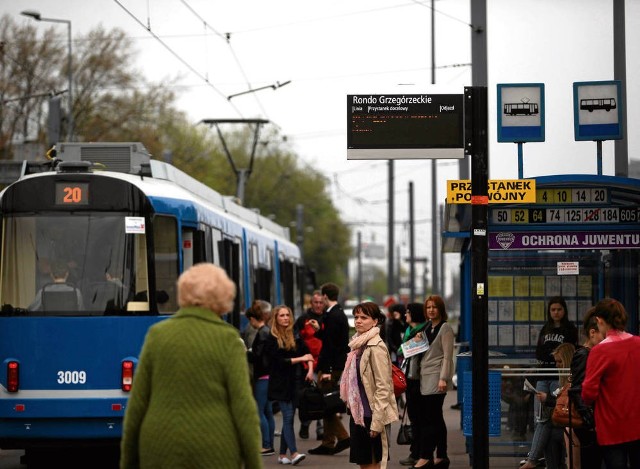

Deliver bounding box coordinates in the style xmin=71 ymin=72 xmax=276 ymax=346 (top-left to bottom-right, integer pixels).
xmin=522 ymin=297 xmax=579 ymax=469
xmin=542 ymin=343 xmax=576 ymax=469
xmin=340 ymin=301 xmax=398 ymax=469
xmin=265 ymin=305 xmax=314 ymax=465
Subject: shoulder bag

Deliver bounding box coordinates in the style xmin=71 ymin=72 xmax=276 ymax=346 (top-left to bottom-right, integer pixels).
xmin=392 ymin=363 xmax=407 ymax=396
xmin=551 ymin=384 xmax=584 ymax=428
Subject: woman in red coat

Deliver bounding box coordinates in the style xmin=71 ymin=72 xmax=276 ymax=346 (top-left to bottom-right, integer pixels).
xmin=582 ymin=298 xmax=640 ymax=469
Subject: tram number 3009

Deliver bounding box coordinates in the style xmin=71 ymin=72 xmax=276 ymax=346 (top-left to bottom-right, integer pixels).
xmin=57 ymin=370 xmax=87 ymax=384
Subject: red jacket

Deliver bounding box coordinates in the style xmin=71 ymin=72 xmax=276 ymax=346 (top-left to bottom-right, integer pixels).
xmin=582 ymin=331 xmax=640 ymax=446
xmin=295 ymin=310 xmax=323 ymax=369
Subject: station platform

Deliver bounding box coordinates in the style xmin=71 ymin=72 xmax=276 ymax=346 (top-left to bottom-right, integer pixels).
xmin=264 ymin=391 xmax=528 ymax=468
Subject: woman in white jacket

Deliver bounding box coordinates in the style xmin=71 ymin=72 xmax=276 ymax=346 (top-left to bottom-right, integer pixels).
xmin=340 ymin=301 xmax=399 ymax=469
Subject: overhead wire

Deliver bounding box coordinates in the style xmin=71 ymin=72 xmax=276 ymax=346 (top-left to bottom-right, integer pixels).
xmin=113 ymin=0 xmax=244 ymax=117
xmin=178 ymin=0 xmax=271 ymax=119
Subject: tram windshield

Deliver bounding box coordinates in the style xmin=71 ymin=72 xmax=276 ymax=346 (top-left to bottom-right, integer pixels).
xmin=0 ymin=214 xmax=147 ymax=316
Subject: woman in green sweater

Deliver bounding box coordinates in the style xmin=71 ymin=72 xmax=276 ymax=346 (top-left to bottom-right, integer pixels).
xmin=120 ymin=263 xmax=262 ymax=469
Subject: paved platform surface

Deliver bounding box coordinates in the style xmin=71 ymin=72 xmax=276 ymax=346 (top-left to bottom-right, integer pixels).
xmin=263 ymin=391 xmax=529 ymax=468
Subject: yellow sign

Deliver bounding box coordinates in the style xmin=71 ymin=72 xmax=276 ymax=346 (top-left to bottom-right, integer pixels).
xmin=447 ymin=179 xmax=536 ymax=204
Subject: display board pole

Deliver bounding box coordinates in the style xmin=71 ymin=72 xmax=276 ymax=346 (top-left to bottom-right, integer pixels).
xmin=465 ymin=86 xmax=489 ymax=469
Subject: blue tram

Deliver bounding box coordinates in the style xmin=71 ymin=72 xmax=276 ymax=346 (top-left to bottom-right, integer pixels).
xmin=0 ymin=142 xmax=305 ymax=453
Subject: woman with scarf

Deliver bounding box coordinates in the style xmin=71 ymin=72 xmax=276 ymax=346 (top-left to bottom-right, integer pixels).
xmin=340 ymin=301 xmax=399 ymax=469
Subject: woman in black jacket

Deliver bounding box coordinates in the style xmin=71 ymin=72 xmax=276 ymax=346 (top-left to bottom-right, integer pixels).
xmin=568 ymin=307 xmax=604 ymax=469
xmin=266 ymin=305 xmax=314 ymax=465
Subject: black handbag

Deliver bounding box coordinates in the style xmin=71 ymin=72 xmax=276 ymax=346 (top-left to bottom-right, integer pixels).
xmin=298 ymin=382 xmax=346 ymax=421
xmin=322 ymin=386 xmax=347 ymax=416
xmin=396 ymin=407 xmax=413 ymax=445
xmin=298 ymin=382 xmax=326 ymax=421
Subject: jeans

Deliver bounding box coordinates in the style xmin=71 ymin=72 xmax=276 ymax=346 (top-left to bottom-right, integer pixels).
xmin=527 ymin=379 xmax=559 ymax=463
xmin=278 ymin=400 xmax=298 ymax=456
xmin=602 ymin=439 xmax=640 ymax=469
xmin=528 ymin=420 xmax=553 ymax=461
xmin=255 ymin=378 xmax=275 ymax=449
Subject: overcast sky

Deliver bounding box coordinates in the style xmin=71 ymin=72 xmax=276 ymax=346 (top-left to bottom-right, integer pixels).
xmin=5 ymin=0 xmax=639 ymax=293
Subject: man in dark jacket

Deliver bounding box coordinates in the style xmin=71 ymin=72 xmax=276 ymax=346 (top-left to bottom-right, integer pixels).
xmin=294 ymin=290 xmax=325 ymax=440
xmin=308 ymin=282 xmax=350 ymax=455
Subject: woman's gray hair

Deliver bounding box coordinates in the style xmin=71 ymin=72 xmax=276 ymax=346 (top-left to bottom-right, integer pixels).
xmin=177 ymin=263 xmax=236 ymax=315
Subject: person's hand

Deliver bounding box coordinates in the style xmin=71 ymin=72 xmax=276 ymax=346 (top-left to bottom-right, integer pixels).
xmin=305 ymin=370 xmax=314 ymax=382
xmin=319 ymin=373 xmax=331 ymax=382
xmin=437 ymin=379 xmax=447 ymax=392
xmin=369 ymin=430 xmax=379 ymax=438
xmin=301 ymin=353 xmax=314 ymax=362
xmin=536 ymin=391 xmax=547 ymax=402
xmin=308 ymin=319 xmax=320 ymax=331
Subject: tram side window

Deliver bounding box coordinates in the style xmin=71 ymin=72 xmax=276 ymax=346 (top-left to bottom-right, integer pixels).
xmin=253 ymin=247 xmax=274 ymax=305
xmin=218 ymin=237 xmax=242 ymax=328
xmin=153 ymin=216 xmax=178 ymax=313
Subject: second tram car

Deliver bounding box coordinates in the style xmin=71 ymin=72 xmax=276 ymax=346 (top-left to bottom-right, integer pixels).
xmin=0 ymin=142 xmax=306 ymax=458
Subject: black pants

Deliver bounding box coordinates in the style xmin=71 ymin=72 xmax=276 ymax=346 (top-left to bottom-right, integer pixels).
xmin=405 ymin=379 xmax=422 ymax=459
xmin=416 ymin=392 xmax=447 ymax=460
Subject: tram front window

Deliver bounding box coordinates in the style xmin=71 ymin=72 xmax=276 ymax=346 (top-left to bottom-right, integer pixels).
xmin=0 ymin=215 xmax=141 ymax=316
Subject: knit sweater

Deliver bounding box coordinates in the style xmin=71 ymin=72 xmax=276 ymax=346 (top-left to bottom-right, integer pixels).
xmin=120 ymin=306 xmax=262 ymax=469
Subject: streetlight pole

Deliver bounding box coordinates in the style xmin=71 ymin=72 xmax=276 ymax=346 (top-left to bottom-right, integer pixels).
xmin=21 ymin=10 xmax=73 ymax=141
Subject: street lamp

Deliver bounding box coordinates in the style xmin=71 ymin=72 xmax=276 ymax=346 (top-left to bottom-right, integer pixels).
xmin=21 ymin=9 xmax=73 ymax=141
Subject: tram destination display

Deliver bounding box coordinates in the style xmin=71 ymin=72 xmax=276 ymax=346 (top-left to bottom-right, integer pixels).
xmin=347 ymin=94 xmax=464 ymax=160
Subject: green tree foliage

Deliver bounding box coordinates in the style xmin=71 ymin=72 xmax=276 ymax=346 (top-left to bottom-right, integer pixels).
xmin=0 ymin=15 xmax=351 ymax=287
xmin=171 ymin=124 xmax=352 ymax=286
xmin=0 ymin=15 xmax=65 ymax=156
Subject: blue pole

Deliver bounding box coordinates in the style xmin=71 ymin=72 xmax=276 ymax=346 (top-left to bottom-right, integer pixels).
xmin=596 ymin=140 xmax=603 ymax=175
xmin=517 ymin=142 xmax=524 ymax=178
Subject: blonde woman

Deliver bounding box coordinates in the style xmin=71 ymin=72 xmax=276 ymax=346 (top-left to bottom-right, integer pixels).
xmin=534 ymin=342 xmax=576 ymax=469
xmin=340 ymin=301 xmax=398 ymax=469
xmin=265 ymin=305 xmax=314 ymax=465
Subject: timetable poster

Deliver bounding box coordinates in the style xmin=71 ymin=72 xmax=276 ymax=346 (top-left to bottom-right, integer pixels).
xmin=487 ymin=270 xmax=594 ymax=357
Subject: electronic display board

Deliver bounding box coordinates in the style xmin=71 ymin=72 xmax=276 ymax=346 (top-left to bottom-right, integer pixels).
xmin=347 ymin=94 xmax=464 ymax=160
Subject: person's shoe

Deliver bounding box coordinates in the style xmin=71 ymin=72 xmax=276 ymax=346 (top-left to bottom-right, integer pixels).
xmin=291 ymin=454 xmax=306 ymax=466
xmin=433 ymin=457 xmax=450 ymax=468
xmin=261 ymin=448 xmax=275 ymax=456
xmin=410 ymin=461 xmax=434 ymax=469
xmin=400 ymin=455 xmax=417 ymax=466
xmin=308 ymin=445 xmax=334 ymax=455
xmin=298 ymin=424 xmax=309 ymax=439
xmin=332 ymin=438 xmax=350 ymax=454
xmin=278 ymin=456 xmax=292 ymax=464
xmin=450 ymin=402 xmax=462 ymax=410
xmin=316 ymin=432 xmax=324 ymax=440
xmin=520 ymin=461 xmax=537 ymax=469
